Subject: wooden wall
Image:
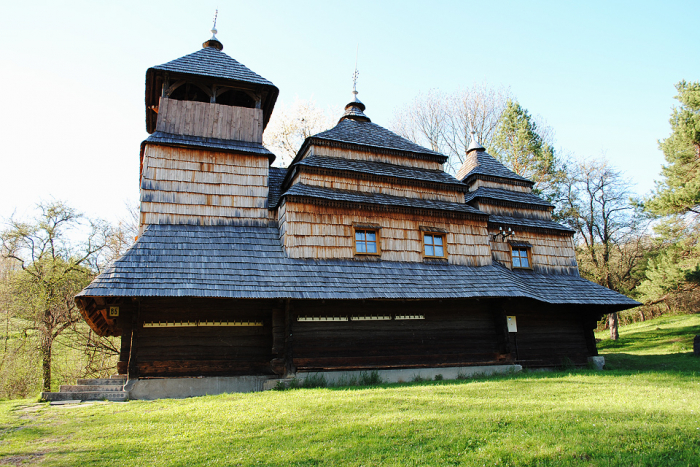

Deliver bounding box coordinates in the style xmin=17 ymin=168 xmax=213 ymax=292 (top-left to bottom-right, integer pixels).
xmin=294 ymin=171 xmax=464 ymax=203
xmin=504 ymin=302 xmax=598 ymax=367
xmin=467 ymin=179 xmax=532 ymax=193
xmin=489 ymin=229 xmax=578 ymax=275
xmin=307 ymin=147 xmax=444 ymax=171
xmin=290 ymin=299 xmax=508 ymax=371
xmin=156 ymin=97 xmax=263 ymax=143
xmin=473 ymin=202 xmax=552 ymax=221
xmin=111 ymin=297 xmax=599 ymax=377
xmin=279 ymin=201 xmax=492 ymax=265
xmin=140 ymin=145 xmax=270 ymax=227
xmin=128 ymin=298 xmax=278 ymax=378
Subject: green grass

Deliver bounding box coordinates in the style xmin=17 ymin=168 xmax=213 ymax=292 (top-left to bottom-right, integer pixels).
xmin=1 ymin=314 xmax=698 ymax=466
xmin=596 ymin=313 xmax=700 ymax=372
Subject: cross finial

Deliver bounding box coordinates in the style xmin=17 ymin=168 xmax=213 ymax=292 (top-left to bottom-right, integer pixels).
xmin=211 ymin=9 xmax=219 ymax=38
xmin=352 ymin=44 xmax=359 ymax=93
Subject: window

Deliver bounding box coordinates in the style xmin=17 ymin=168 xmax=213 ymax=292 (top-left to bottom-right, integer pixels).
xmin=355 ymin=229 xmax=379 ymax=255
xmin=511 ymin=247 xmax=530 ymax=268
xmin=423 ymin=233 xmax=446 ymax=258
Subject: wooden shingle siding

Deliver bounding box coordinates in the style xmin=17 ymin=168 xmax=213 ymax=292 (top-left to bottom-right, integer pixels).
xmin=308 ymin=146 xmax=444 ymax=171
xmin=280 ymin=202 xmax=491 ymax=265
xmin=490 ymin=229 xmax=578 ymax=275
xmin=475 ymin=203 xmax=552 ymax=220
xmin=140 ymin=145 xmax=270 ymax=227
xmin=467 ymin=178 xmax=532 ymax=193
xmin=291 ymin=300 xmax=508 ymax=371
xmin=156 ymin=97 xmax=263 ymax=143
xmin=295 ymin=171 xmax=464 ymax=203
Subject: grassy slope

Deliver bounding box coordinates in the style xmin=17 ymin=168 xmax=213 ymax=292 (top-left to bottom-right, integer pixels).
xmin=0 ymin=315 xmax=698 ymax=467
xmin=596 ymin=313 xmax=700 ymax=372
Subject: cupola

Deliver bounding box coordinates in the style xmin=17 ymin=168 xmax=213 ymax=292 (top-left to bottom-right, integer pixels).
xmin=144 ymin=28 xmax=279 ymax=136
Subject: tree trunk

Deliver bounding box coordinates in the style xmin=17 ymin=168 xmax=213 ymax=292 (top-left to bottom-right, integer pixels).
xmin=41 ymin=334 xmax=53 ymax=391
xmin=608 ymin=312 xmax=619 ymax=341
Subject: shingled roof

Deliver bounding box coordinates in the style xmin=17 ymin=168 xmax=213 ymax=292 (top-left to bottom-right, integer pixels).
xmin=465 ymin=187 xmax=553 ymax=209
xmin=297 ymin=155 xmax=468 ymax=189
xmin=150 ymin=46 xmax=275 ymax=87
xmin=143 ymin=132 xmax=275 ymax=159
xmin=268 ymin=167 xmax=287 ymax=208
xmin=282 ymin=184 xmax=485 ymax=217
xmin=488 ymin=214 xmax=575 ymax=233
xmin=77 ymin=224 xmax=638 ymax=308
xmin=303 ymin=120 xmax=447 ymax=162
xmin=460 ymin=149 xmax=532 ymax=186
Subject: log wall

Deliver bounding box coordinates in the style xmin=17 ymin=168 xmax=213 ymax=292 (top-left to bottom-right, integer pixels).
xmin=279 ymin=201 xmax=492 ymax=265
xmin=131 ymin=298 xmax=278 ymax=377
xmin=307 ymin=147 xmax=444 ymax=171
xmin=111 ymin=298 xmax=599 ymax=377
xmin=489 ymin=229 xmax=578 ymax=275
xmin=294 ymin=171 xmax=464 ymax=203
xmin=156 ymin=97 xmax=263 ymax=143
xmin=290 ymin=299 xmax=508 ymax=371
xmin=140 ymin=145 xmax=270 ymax=227
xmin=504 ymin=302 xmax=598 ymax=367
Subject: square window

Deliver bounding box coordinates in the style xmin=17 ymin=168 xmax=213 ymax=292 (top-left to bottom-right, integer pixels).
xmin=512 ymin=247 xmax=530 ymax=268
xmin=424 ymin=233 xmax=446 ymax=258
xmin=355 ymin=229 xmax=379 ymax=255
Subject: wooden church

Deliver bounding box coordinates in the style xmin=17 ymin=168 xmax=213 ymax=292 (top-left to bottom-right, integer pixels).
xmin=75 ymin=28 xmax=638 ymax=394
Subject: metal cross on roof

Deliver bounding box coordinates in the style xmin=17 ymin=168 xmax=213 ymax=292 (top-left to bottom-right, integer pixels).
xmin=211 ymin=9 xmax=218 ymax=38
xmin=352 ymin=44 xmax=359 ymax=93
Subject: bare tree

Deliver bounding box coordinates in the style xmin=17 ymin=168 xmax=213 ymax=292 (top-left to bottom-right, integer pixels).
xmin=263 ymin=99 xmax=336 ymax=166
xmin=1 ymin=201 xmax=112 ymax=391
xmin=562 ymin=159 xmax=644 ymax=339
xmin=391 ymin=84 xmax=512 ymax=173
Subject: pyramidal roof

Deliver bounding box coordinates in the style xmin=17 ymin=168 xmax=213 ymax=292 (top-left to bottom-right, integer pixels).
xmin=150 ymin=46 xmax=275 ymax=87
xmin=310 ymin=119 xmax=446 ymax=161
xmin=457 ymin=149 xmax=532 ymax=185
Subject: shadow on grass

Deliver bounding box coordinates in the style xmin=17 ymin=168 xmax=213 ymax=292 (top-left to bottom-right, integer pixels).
xmin=603 ymin=352 xmax=699 ymax=372
xmin=599 ymin=326 xmax=700 ymax=352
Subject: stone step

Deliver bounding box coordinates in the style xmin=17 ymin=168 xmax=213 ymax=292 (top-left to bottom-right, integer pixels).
xmin=59 ymin=384 xmax=125 ymax=393
xmin=76 ymin=378 xmax=126 ymax=386
xmin=41 ymin=391 xmax=129 ymax=402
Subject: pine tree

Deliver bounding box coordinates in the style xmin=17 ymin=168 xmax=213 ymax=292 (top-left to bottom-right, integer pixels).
xmin=489 ymin=100 xmax=566 ymax=211
xmin=646 ymin=81 xmax=700 ymax=216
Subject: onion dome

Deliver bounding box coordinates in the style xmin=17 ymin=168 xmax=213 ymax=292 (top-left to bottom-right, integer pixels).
xmin=202 ymin=26 xmax=223 ymax=51
xmin=340 ymin=90 xmax=371 ymax=123
xmin=339 ymin=68 xmax=370 ymax=123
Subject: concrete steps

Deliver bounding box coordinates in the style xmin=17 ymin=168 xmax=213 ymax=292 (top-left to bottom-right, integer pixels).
xmin=42 ymin=376 xmax=128 ymax=402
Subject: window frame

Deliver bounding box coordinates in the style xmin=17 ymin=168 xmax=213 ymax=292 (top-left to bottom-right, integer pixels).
xmin=422 ymin=231 xmax=447 ymax=259
xmin=353 ymin=227 xmax=381 ymax=256
xmin=510 ymin=245 xmax=532 ymax=269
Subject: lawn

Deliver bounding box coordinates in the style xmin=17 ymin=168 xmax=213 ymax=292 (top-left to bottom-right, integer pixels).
xmin=1 ymin=314 xmax=698 ymax=466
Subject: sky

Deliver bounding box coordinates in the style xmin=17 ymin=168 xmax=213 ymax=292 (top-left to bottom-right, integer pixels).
xmin=1 ymin=0 xmax=698 ymax=225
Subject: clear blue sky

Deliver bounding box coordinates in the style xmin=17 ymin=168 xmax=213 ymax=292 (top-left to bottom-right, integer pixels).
xmin=1 ymin=0 xmax=698 ymax=224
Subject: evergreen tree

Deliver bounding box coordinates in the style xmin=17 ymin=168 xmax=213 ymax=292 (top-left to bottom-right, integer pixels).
xmin=489 ymin=100 xmax=567 ymax=213
xmin=646 ymin=81 xmax=700 ymax=216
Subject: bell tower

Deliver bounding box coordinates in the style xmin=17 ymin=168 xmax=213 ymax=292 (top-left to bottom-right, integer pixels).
xmin=139 ymin=25 xmax=279 ymax=229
